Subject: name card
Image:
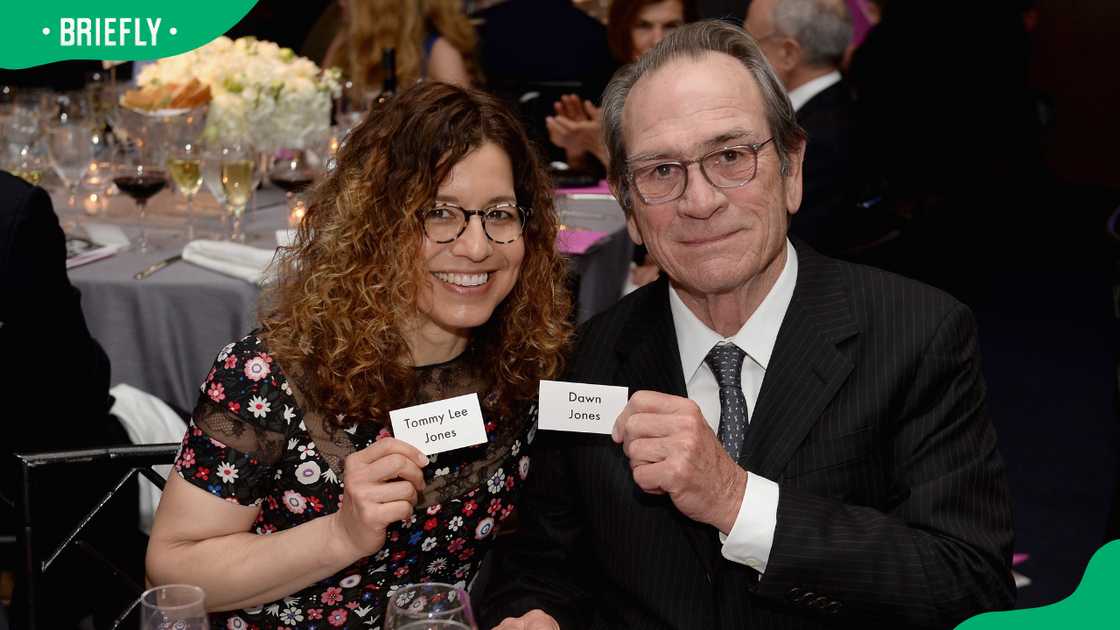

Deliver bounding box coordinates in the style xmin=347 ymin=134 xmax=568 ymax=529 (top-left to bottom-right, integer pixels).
xmin=538 ymin=380 xmax=629 ymax=435
xmin=389 ymin=393 xmax=488 ymax=456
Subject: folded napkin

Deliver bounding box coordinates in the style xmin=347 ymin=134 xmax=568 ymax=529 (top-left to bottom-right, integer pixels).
xmin=108 ymin=383 xmax=187 ymax=534
xmin=182 ymin=239 xmax=277 ymax=284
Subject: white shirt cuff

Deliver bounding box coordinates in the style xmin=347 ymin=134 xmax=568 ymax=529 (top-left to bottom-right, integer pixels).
xmin=718 ymin=471 xmax=779 ymax=573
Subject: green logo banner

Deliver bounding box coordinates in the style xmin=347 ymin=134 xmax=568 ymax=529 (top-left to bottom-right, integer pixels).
xmin=958 ymin=540 xmax=1120 ymax=629
xmin=0 ymin=0 xmax=258 ymax=69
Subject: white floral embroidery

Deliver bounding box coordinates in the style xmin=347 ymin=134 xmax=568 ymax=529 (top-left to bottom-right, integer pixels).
xmin=295 ymin=461 xmax=321 ymax=485
xmin=447 ymin=516 xmax=463 ymax=532
xmin=278 ymin=607 xmax=303 ymax=624
xmin=216 ymin=462 xmax=239 ymax=483
xmin=433 ymin=467 xmax=450 ymax=478
xmin=283 ymin=405 xmax=296 ymax=422
xmin=421 ymin=537 xmax=437 ymax=551
xmin=247 ymin=395 xmax=271 ymax=418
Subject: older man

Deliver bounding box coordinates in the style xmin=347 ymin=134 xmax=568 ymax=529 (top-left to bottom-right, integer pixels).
xmin=480 ymin=21 xmax=1014 ymax=630
xmin=745 ymin=0 xmax=862 ymax=256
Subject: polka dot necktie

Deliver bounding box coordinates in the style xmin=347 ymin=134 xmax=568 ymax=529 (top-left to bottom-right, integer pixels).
xmin=704 ymin=342 xmax=749 ymax=461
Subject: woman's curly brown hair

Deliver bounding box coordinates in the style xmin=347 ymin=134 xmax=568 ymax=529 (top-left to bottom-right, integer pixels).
xmin=260 ymin=81 xmax=572 ymax=431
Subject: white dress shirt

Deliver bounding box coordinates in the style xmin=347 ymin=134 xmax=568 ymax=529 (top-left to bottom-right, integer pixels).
xmin=788 ymin=70 xmax=842 ymax=112
xmin=668 ymin=240 xmax=798 ymax=574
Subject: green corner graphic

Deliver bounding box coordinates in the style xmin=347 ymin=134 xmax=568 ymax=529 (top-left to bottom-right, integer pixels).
xmin=0 ymin=0 xmax=258 ymax=69
xmin=958 ymin=540 xmax=1120 ymax=629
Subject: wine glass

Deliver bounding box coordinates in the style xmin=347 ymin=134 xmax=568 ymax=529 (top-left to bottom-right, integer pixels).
xmin=268 ymin=148 xmax=316 ymax=224
xmin=218 ymin=143 xmax=256 ymax=243
xmin=168 ymin=140 xmax=204 ymax=240
xmin=46 ymin=120 xmax=96 ymax=207
xmin=396 ymin=622 xmax=474 ymax=630
xmin=139 ymin=584 xmax=209 ymax=630
xmin=113 ymin=140 xmax=168 ymax=253
xmin=384 ymin=583 xmax=478 ymax=630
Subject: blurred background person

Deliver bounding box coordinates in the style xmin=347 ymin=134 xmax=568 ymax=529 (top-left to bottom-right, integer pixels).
xmin=0 ymin=170 xmax=143 ymax=629
xmin=547 ymin=0 xmax=696 ymax=172
xmin=475 ymin=0 xmax=617 ymax=167
xmin=323 ymin=0 xmax=480 ymax=93
xmin=745 ymin=0 xmax=868 ymax=256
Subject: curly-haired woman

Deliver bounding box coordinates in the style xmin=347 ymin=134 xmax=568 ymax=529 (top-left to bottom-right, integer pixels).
xmin=146 ymin=81 xmax=571 ymax=627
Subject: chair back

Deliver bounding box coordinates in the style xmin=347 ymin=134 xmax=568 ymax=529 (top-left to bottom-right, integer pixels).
xmin=12 ymin=443 xmax=179 ymax=630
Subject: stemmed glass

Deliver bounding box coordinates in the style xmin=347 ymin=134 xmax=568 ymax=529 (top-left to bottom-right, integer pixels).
xmin=217 ymin=143 xmax=256 ymax=243
xmin=168 ymin=140 xmax=204 ymax=240
xmin=201 ymin=146 xmax=228 ymax=237
xmin=383 ymin=583 xmax=478 ymax=630
xmin=113 ymin=140 xmax=169 ymax=253
xmin=139 ymin=584 xmax=209 ymax=630
xmin=46 ymin=120 xmax=96 ymax=208
xmin=268 ymin=148 xmax=316 ymax=225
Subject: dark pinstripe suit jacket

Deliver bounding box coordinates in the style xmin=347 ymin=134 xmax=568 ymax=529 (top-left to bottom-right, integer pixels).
xmin=480 ymin=244 xmax=1015 ymax=629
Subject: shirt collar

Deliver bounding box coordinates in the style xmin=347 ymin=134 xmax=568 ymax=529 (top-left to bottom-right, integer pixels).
xmin=670 ymin=240 xmax=799 ymax=384
xmin=788 ymin=70 xmax=842 ymax=112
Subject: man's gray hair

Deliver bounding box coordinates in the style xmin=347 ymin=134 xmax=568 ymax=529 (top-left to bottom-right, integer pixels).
xmin=600 ymin=20 xmax=806 ymax=212
xmin=773 ymin=0 xmax=852 ymax=68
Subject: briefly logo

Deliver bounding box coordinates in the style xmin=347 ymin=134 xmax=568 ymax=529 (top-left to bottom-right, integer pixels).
xmin=0 ymin=1 xmax=258 ymax=70
xmin=51 ymin=18 xmax=173 ymax=48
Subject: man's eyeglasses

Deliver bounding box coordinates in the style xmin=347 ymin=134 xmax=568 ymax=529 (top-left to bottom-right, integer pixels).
xmin=626 ymin=138 xmax=775 ymax=205
xmin=418 ymin=202 xmax=529 ymax=244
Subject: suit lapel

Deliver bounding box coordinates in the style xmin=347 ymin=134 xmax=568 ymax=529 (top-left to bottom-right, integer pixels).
xmin=613 ymin=278 xmax=721 ymax=575
xmin=741 ymin=244 xmax=859 ymax=479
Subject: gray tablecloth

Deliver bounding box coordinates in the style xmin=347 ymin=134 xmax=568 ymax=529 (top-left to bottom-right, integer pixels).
xmin=64 ymin=188 xmax=290 ymax=411
xmin=62 ymin=187 xmax=628 ymax=412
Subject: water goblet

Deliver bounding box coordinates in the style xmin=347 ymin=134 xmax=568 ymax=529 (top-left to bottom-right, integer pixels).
xmin=383 ymin=583 xmax=478 ymax=630
xmin=139 ymin=584 xmax=209 ymax=630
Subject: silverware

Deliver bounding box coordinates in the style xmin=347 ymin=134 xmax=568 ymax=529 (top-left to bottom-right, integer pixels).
xmin=134 ymin=254 xmax=182 ymax=280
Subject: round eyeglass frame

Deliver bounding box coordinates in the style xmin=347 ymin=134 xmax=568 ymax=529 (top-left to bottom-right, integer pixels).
xmin=418 ymin=202 xmax=531 ymax=245
xmin=625 ymin=137 xmax=775 ymax=205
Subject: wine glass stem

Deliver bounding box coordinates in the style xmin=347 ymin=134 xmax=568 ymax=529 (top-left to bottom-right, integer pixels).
xmin=230 ymin=204 xmax=245 ymax=243
xmin=185 ymin=194 xmax=195 ymax=241
xmin=137 ymin=201 xmax=149 ymax=253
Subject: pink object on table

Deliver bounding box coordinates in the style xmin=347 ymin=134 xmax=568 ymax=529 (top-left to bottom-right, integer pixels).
xmin=556 ymin=180 xmax=613 ymax=196
xmin=556 ymin=229 xmax=609 ymax=255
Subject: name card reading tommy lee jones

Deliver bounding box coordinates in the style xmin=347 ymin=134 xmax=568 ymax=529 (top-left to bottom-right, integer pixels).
xmin=390 ymin=393 xmax=488 ymax=456
xmin=538 ymin=380 xmax=629 ymax=435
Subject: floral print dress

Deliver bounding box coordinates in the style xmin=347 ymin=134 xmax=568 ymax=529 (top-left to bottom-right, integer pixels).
xmin=174 ymin=333 xmax=536 ymax=629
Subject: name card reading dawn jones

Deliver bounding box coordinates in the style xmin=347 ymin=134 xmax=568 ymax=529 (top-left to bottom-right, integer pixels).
xmin=390 ymin=393 xmax=488 ymax=456
xmin=538 ymin=380 xmax=629 ymax=435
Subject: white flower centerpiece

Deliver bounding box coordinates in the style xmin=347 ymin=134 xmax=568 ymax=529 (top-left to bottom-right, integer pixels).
xmin=136 ymin=36 xmax=341 ymax=152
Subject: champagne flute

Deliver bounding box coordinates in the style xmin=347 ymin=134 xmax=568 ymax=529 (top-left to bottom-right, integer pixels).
xmin=168 ymin=141 xmax=204 ymax=240
xmin=201 ymin=146 xmax=228 ymax=237
xmin=139 ymin=584 xmax=209 ymax=630
xmin=46 ymin=121 xmax=95 ymax=207
xmin=219 ymin=143 xmax=255 ymax=243
xmin=113 ymin=141 xmax=168 ymax=253
xmin=384 ymin=583 xmax=478 ymax=630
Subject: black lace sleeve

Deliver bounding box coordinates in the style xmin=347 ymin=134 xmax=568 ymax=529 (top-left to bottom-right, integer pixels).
xmin=174 ymin=334 xmax=298 ymax=506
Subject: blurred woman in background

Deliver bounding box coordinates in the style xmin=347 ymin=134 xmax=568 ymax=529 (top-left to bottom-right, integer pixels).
xmin=546 ymin=0 xmax=695 ymax=170
xmin=324 ymin=0 xmax=480 ymax=93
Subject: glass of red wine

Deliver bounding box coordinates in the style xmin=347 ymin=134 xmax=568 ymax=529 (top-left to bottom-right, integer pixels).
xmin=267 ymin=148 xmax=316 ymax=225
xmin=113 ymin=141 xmax=168 ymax=253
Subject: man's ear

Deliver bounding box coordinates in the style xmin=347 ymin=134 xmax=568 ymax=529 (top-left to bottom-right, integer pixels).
xmin=776 ymin=36 xmax=801 ymax=75
xmin=783 ymin=138 xmax=806 ymax=217
xmin=610 ymin=179 xmax=643 ymax=244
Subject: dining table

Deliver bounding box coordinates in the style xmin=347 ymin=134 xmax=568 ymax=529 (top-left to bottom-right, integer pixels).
xmin=59 ymin=183 xmax=628 ymax=412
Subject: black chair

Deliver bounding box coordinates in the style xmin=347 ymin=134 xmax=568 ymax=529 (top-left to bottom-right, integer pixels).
xmin=12 ymin=443 xmax=179 ymax=630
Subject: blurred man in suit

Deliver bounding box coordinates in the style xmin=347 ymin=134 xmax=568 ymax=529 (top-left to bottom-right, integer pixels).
xmin=0 ymin=171 xmax=140 ymax=628
xmin=480 ymin=21 xmax=1013 ymax=629
xmin=746 ymin=0 xmax=860 ymax=255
